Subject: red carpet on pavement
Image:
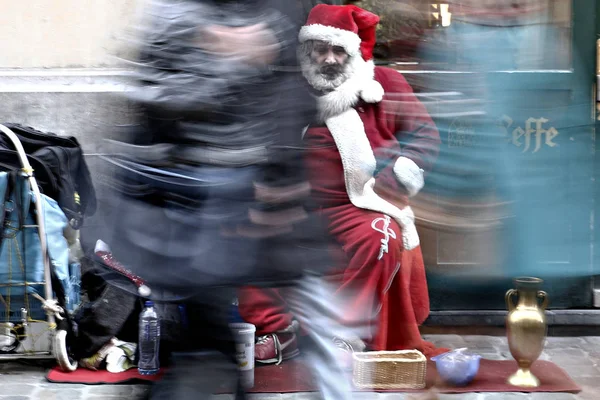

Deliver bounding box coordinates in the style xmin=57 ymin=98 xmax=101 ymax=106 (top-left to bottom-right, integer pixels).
xmin=47 ymin=359 xmax=581 ymax=394
xmin=47 ymin=367 xmax=165 ymax=384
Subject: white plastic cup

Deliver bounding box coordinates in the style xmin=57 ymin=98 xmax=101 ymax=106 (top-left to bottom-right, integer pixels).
xmin=229 ymin=322 xmax=256 ymax=389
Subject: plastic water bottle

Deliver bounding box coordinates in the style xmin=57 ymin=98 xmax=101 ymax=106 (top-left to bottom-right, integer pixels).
xmin=138 ymin=301 xmax=160 ymax=375
xmin=229 ymin=297 xmax=244 ymax=323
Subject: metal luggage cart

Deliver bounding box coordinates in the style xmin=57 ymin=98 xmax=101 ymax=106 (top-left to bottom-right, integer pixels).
xmin=0 ymin=124 xmax=77 ymax=371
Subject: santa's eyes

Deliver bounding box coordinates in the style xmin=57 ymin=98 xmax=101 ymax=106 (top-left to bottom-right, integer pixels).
xmin=314 ymin=46 xmax=329 ymax=55
xmin=314 ymin=45 xmax=346 ymax=56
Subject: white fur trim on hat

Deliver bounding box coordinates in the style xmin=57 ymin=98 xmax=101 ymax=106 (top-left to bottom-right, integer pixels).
xmin=393 ymin=157 xmax=424 ymax=197
xmin=299 ymin=24 xmax=362 ymax=56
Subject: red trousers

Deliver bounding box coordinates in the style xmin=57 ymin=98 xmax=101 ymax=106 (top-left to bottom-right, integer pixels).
xmin=239 ymin=205 xmax=445 ymax=357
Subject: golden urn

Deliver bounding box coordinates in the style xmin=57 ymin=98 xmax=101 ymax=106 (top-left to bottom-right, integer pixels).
xmin=505 ymin=277 xmax=548 ymax=388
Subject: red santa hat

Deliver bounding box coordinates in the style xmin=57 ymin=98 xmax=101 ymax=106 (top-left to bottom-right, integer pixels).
xmin=299 ymin=5 xmax=384 ymax=105
xmin=299 ymin=4 xmax=379 ymax=60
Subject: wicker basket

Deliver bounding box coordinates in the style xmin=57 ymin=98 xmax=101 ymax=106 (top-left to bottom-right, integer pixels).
xmin=352 ymin=350 xmax=427 ymax=390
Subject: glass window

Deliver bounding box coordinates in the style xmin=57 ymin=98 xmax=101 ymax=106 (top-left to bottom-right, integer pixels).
xmin=349 ymin=0 xmax=572 ymax=71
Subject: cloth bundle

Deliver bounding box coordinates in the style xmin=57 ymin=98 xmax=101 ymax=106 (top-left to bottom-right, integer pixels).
xmin=79 ymin=337 xmax=137 ymax=373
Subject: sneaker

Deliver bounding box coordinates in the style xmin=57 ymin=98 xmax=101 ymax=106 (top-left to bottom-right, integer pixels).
xmin=255 ymin=321 xmax=300 ymax=365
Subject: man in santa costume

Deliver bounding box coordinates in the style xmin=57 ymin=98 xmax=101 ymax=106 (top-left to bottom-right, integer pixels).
xmin=239 ymin=4 xmax=445 ymax=364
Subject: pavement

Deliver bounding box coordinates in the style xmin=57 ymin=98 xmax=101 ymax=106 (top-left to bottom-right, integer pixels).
xmin=0 ymin=334 xmax=598 ymax=400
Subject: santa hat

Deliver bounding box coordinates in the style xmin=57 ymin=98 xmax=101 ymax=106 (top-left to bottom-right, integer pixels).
xmin=299 ymin=5 xmax=384 ymax=104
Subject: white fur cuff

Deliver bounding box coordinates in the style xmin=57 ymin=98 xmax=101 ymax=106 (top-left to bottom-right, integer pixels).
xmin=360 ymin=80 xmax=384 ymax=104
xmin=393 ymin=157 xmax=424 ymax=197
xmin=402 ymin=221 xmax=420 ymax=251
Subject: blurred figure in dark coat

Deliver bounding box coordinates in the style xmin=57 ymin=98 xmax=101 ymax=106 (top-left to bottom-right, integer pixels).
xmin=86 ymin=0 xmax=354 ymax=399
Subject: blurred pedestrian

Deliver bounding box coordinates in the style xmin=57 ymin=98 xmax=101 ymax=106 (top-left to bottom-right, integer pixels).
xmin=87 ymin=0 xmax=358 ymax=399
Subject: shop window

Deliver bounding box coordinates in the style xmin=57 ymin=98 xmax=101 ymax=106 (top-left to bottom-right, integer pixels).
xmin=347 ymin=0 xmax=572 ymax=71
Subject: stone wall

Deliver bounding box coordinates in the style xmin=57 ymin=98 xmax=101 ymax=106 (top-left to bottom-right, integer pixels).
xmin=0 ymin=1 xmax=143 ymax=148
xmin=0 ymin=2 xmax=146 ymax=228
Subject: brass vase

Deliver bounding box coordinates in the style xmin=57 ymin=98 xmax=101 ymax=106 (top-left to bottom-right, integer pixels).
xmin=505 ymin=277 xmax=548 ymax=388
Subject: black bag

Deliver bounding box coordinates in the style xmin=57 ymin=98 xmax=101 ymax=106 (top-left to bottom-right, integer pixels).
xmin=0 ymin=123 xmax=96 ymax=228
xmin=71 ymin=255 xmax=186 ymax=360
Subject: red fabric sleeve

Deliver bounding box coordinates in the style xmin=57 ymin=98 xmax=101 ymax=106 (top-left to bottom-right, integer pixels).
xmin=376 ymin=67 xmax=441 ymax=176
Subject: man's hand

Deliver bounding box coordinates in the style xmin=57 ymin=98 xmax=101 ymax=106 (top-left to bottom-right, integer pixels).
xmin=199 ymin=23 xmax=280 ymax=66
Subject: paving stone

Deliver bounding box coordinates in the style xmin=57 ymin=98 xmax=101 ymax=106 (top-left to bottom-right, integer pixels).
xmin=376 ymin=394 xmax=411 ymax=399
xmin=499 ymin=352 xmax=519 ymax=362
xmin=478 ymin=352 xmax=510 ymax=361
xmin=287 ymin=393 xmax=322 ymax=400
xmin=86 ymin=398 xmax=132 ymax=400
xmin=437 ymin=394 xmax=481 ymax=400
xmin=545 ymin=337 xmax=587 ymax=349
xmin=423 ymin=334 xmax=467 ymax=348
xmin=551 ymin=356 xmax=597 ymax=367
xmin=575 ymin=385 xmax=600 ymax=400
xmin=573 ymin=377 xmax=600 ymax=389
xmin=462 ymin=336 xmax=505 ymax=350
xmin=492 ymin=345 xmax=510 ymax=353
xmin=0 ymin=364 xmax=46 ymax=373
xmin=546 ymin=348 xmax=599 ymax=367
xmin=462 ymin=335 xmax=507 ymax=345
xmin=32 ymin=388 xmax=82 ymax=400
xmin=0 ymin=371 xmax=46 ymax=381
xmin=477 ymin=393 xmax=528 ymax=399
xmin=38 ymin=383 xmax=87 ymax=390
xmin=546 ymin=346 xmax=588 ymax=354
xmin=578 ymin=388 xmax=600 ymax=400
xmin=248 ymin=395 xmax=283 ymax=400
xmin=584 ymin=350 xmax=600 ymax=359
xmin=0 ymin=396 xmax=30 ymax=400
xmin=583 ymin=337 xmax=600 ymax=346
xmin=133 ymin=385 xmax=152 ymax=396
xmin=0 ymin=397 xmax=32 ymax=400
xmin=345 ymin=394 xmax=386 ymax=400
xmin=527 ymin=394 xmax=580 ymax=400
xmin=558 ymin=363 xmax=600 ymax=378
xmin=85 ymin=384 xmax=138 ymax=397
xmin=0 ymin=384 xmax=36 ymax=395
xmin=545 ymin=348 xmax=588 ymax=358
xmin=423 ymin=334 xmax=466 ymax=342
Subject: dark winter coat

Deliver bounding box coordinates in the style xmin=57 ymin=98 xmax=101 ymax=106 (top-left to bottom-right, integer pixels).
xmin=88 ymin=0 xmax=330 ymax=294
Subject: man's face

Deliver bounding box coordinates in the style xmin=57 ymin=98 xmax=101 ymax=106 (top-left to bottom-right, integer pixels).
xmin=302 ymin=40 xmax=351 ymax=91
xmin=310 ymin=41 xmax=349 ymax=78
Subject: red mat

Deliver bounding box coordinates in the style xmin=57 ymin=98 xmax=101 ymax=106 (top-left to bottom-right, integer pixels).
xmin=47 ymin=367 xmax=165 ymax=384
xmin=47 ymin=359 xmax=581 ymax=393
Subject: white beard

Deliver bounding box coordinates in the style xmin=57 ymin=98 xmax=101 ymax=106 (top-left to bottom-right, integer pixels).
xmin=300 ymin=56 xmax=353 ymax=92
xmin=298 ymin=48 xmax=383 ymax=121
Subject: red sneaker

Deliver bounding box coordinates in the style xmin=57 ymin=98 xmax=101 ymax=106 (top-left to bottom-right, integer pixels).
xmin=254 ymin=321 xmax=300 ymax=365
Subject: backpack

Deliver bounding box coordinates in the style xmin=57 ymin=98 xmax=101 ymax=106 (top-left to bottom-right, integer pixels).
xmin=0 ymin=123 xmax=96 ymax=229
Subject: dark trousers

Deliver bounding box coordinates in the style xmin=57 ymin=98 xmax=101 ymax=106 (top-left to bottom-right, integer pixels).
xmin=148 ymin=288 xmax=246 ymax=400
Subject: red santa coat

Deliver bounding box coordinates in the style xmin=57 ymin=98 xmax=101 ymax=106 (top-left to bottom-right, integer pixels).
xmin=305 ymin=66 xmax=440 ymax=352
xmin=239 ymin=66 xmax=443 ymax=355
